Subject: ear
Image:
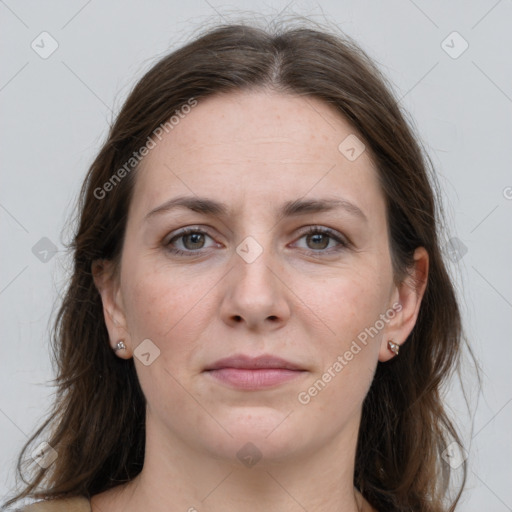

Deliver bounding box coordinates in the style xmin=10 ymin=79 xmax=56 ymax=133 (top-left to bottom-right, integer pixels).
xmin=378 ymin=246 xmax=429 ymax=362
xmin=92 ymin=259 xmax=132 ymax=359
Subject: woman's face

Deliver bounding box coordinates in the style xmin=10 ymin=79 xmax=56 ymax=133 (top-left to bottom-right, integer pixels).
xmin=98 ymin=90 xmax=425 ymax=465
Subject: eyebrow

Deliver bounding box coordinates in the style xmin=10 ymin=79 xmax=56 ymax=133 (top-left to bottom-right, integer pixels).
xmin=144 ymin=195 xmax=368 ymax=223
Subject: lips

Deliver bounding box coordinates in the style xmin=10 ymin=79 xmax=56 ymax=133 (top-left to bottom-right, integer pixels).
xmin=204 ymin=354 xmax=306 ymax=390
xmin=204 ymin=354 xmax=303 ymax=371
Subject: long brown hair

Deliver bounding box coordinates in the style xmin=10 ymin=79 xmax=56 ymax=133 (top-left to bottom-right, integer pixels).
xmin=4 ymin=20 xmax=472 ymax=512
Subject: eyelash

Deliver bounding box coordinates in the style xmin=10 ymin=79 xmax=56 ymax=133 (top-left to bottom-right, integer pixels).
xmin=165 ymin=226 xmax=349 ymax=258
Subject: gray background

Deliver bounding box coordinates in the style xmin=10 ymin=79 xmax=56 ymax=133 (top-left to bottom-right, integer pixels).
xmin=1 ymin=1 xmax=511 ymax=510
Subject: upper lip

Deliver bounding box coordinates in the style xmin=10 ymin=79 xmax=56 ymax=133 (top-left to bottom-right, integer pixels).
xmin=204 ymin=354 xmax=304 ymax=371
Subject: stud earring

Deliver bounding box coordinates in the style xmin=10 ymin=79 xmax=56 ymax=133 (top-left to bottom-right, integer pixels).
xmin=114 ymin=340 xmax=126 ymax=352
xmin=387 ymin=340 xmax=400 ymax=356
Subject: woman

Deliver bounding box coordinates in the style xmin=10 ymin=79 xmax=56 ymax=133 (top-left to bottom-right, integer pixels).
xmin=4 ymin=21 xmax=470 ymax=512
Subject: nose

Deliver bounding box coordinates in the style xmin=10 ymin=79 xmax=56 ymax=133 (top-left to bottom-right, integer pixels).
xmin=219 ymin=237 xmax=291 ymax=331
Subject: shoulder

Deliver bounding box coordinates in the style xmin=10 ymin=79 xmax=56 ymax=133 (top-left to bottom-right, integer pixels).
xmin=19 ymin=496 xmax=91 ymax=512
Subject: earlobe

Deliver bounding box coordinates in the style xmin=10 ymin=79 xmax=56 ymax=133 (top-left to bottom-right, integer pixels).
xmin=91 ymin=259 xmax=132 ymax=358
xmin=378 ymin=247 xmax=429 ymax=362
xmin=379 ymin=338 xmax=402 ymax=363
xmin=387 ymin=340 xmax=400 ymax=356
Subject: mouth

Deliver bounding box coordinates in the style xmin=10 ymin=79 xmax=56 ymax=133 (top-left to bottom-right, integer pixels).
xmin=203 ymin=354 xmax=307 ymax=390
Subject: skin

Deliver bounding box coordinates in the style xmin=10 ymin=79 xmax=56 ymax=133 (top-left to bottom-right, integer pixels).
xmin=91 ymin=89 xmax=428 ymax=512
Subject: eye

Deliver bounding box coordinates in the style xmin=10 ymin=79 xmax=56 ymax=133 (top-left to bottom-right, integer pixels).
xmin=165 ymin=227 xmax=218 ymax=256
xmin=164 ymin=225 xmax=349 ymax=258
xmin=292 ymin=226 xmax=348 ymax=255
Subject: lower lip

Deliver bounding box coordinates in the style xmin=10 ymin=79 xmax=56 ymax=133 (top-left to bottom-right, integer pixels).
xmin=205 ymin=368 xmax=305 ymax=389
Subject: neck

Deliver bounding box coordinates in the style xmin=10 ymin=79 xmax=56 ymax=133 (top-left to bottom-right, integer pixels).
xmin=92 ymin=411 xmax=371 ymax=512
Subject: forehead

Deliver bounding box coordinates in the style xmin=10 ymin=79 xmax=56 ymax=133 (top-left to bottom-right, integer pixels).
xmin=131 ymin=90 xmax=385 ymax=221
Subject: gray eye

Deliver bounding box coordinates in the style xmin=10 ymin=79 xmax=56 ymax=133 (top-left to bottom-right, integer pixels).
xmin=305 ymin=232 xmax=331 ymax=250
xmin=182 ymin=232 xmax=207 ymax=250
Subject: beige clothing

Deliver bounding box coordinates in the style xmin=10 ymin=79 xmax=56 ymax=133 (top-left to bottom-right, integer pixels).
xmin=20 ymin=497 xmax=91 ymax=512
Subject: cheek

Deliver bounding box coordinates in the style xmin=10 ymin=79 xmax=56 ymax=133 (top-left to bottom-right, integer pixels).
xmin=121 ymin=260 xmax=219 ymax=363
xmin=121 ymin=265 xmax=213 ymax=416
xmin=296 ymin=262 xmax=390 ymax=349
xmin=293 ymin=262 xmax=391 ymax=404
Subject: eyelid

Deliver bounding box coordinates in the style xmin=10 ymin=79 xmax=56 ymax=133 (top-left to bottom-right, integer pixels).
xmin=290 ymin=225 xmax=350 ymax=253
xmin=294 ymin=225 xmax=349 ymax=244
xmin=164 ymin=224 xmax=350 ymax=257
xmin=165 ymin=226 xmax=219 ymax=248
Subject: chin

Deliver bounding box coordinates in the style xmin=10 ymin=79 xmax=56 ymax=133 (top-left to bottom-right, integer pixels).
xmin=199 ymin=406 xmax=309 ymax=465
